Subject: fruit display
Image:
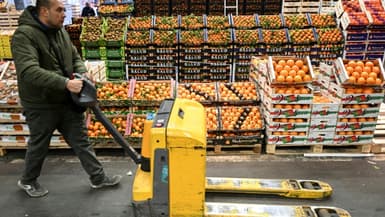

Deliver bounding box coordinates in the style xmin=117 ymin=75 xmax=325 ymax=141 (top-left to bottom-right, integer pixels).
xmin=101 ymin=107 xmax=131 ymax=115
xmin=218 ymin=82 xmax=258 ymax=102
xmin=284 ymin=14 xmax=310 ymax=29
xmin=177 ymin=83 xmax=217 ymax=102
xmin=219 ymin=106 xmax=263 ymax=131
xmin=129 ymin=115 xmax=145 ymax=137
xmin=132 ymin=81 xmax=172 ymax=101
xmin=206 ymin=16 xmax=231 ymax=29
xmin=97 ymin=82 xmax=130 ymax=100
xmin=258 ymin=15 xmax=283 ymax=29
xmin=342 ymin=0 xmax=362 ymax=12
xmin=87 ymin=116 xmax=127 ymax=138
xmin=125 ymin=31 xmax=150 ymax=46
xmin=233 ymin=30 xmax=261 ymax=45
xmin=0 ymin=81 xmax=18 ymax=104
xmin=98 ymin=4 xmax=133 ymax=15
xmin=180 ymin=15 xmax=204 ymax=29
xmin=231 ymin=15 xmax=257 ymax=29
xmin=363 ymin=0 xmax=385 ymax=27
xmin=316 ymin=28 xmax=344 ymax=45
xmin=152 ymin=30 xmax=178 ymax=46
xmin=342 ymin=12 xmax=369 ymax=29
xmin=270 ymin=57 xmax=313 ymax=84
xmin=206 ymin=29 xmax=232 ymax=45
xmin=261 ymin=29 xmax=287 ymax=44
xmin=337 ymin=59 xmax=383 ymax=85
xmin=288 ymin=29 xmax=316 ymax=45
xmin=310 ymin=14 xmax=337 ymax=28
xmin=128 ymin=16 xmax=153 ymax=30
xmin=180 ymin=30 xmax=205 ymax=46
xmin=205 ymin=107 xmax=219 ymax=131
xmin=154 ymin=16 xmax=179 ymax=30
xmin=80 ymin=17 xmax=103 ymax=44
xmin=104 ymin=18 xmax=127 ymax=44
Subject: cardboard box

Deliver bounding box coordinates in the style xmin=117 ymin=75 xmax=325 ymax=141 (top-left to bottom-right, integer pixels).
xmin=267 ymin=122 xmax=309 ymax=132
xmin=334 ymin=57 xmax=385 ymax=86
xmin=328 ymin=81 xmax=385 ymax=104
xmin=263 ymin=85 xmax=313 ymax=104
xmin=310 ymin=118 xmax=338 ymax=130
xmin=307 ymin=131 xmax=335 ymax=144
xmin=336 ymin=121 xmax=377 ymax=131
xmin=338 ymin=107 xmax=380 ymax=118
xmin=340 ymin=12 xmax=370 ymax=30
xmin=333 ymin=134 xmax=373 ymax=144
xmin=267 ymin=135 xmax=308 ymax=145
xmin=343 ymin=30 xmax=368 ymax=41
xmin=311 ymin=93 xmax=340 ymax=118
xmin=343 ymin=51 xmax=365 ymax=60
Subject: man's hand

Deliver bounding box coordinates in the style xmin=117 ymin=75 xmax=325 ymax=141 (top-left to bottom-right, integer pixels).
xmin=66 ymin=79 xmax=83 ymax=93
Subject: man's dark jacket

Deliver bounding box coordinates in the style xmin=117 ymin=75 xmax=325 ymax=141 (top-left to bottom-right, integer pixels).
xmin=11 ymin=6 xmax=87 ymax=110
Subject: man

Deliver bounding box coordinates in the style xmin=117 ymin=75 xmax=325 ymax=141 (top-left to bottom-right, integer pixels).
xmin=81 ymin=2 xmax=96 ymax=17
xmin=11 ymin=0 xmax=121 ymax=198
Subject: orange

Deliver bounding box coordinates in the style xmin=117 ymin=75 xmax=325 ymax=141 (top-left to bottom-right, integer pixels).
xmin=355 ymin=88 xmax=363 ymax=94
xmin=285 ymin=89 xmax=293 ymax=94
xmin=280 ymin=69 xmax=289 ymax=77
xmin=295 ymin=60 xmax=304 ymax=68
xmin=284 ymin=65 xmax=291 ymax=71
xmin=363 ymin=66 xmax=371 ymax=73
xmin=354 ymin=66 xmax=363 ymax=73
xmin=303 ymin=74 xmax=312 ymax=82
xmin=356 ymin=61 xmax=364 ymax=67
xmin=346 ymin=66 xmax=354 ymax=74
xmin=363 ymin=88 xmax=374 ymax=94
xmin=278 ymin=60 xmax=286 ymax=66
xmin=300 ymin=87 xmax=309 ymax=94
xmin=286 ymin=75 xmax=294 ymax=83
xmin=368 ymin=72 xmax=377 ymax=79
xmin=302 ymin=105 xmax=309 ymax=109
xmin=275 ymin=64 xmax=283 ymax=73
xmin=293 ymin=89 xmax=301 ymax=94
xmin=294 ymin=75 xmax=302 ymax=82
xmin=297 ymin=70 xmax=306 ymax=77
xmin=358 ymin=118 xmax=366 ymax=122
xmin=295 ymin=118 xmax=303 ymax=123
xmin=287 ymin=59 xmax=295 ymax=67
xmin=277 ymin=75 xmax=285 ymax=82
xmin=376 ymin=78 xmax=382 ymax=85
xmin=293 ymin=104 xmax=302 ymax=109
xmin=372 ymin=66 xmax=380 ymax=74
xmin=348 ymin=76 xmax=356 ymax=84
xmin=350 ymin=118 xmax=358 ymax=122
xmin=361 ymin=71 xmax=368 ymax=79
xmin=289 ymin=70 xmax=297 ymax=77
xmin=352 ymin=71 xmax=360 ymax=78
xmin=357 ymin=77 xmax=366 ymax=84
xmin=302 ymin=65 xmax=309 ymax=73
xmin=360 ymin=104 xmax=369 ymax=108
xmin=347 ymin=60 xmax=356 ymax=68
xmin=340 ymin=118 xmax=349 ymax=122
xmin=291 ymin=65 xmax=300 ymax=72
xmin=365 ymin=61 xmax=374 ymax=67
xmin=366 ymin=77 xmax=375 ymax=84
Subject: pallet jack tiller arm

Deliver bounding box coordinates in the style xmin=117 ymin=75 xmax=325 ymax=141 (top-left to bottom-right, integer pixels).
xmin=71 ymin=73 xmax=141 ymax=164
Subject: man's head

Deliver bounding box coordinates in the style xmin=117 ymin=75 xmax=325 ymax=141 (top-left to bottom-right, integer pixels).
xmin=85 ymin=2 xmax=90 ymax=7
xmin=36 ymin=0 xmax=66 ymax=29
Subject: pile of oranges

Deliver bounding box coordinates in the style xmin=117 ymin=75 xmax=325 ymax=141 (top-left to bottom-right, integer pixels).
xmin=344 ymin=60 xmax=383 ymax=85
xmin=273 ymin=59 xmax=312 ymax=83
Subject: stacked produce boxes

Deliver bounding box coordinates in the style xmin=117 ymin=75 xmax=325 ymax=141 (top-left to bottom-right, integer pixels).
xmin=329 ymin=58 xmax=384 ymax=146
xmin=337 ymin=0 xmax=385 ymax=61
xmin=126 ymin=16 xmax=153 ymax=80
xmin=65 ymin=22 xmax=82 ymax=54
xmin=153 ymin=0 xmax=170 ymax=16
xmin=282 ymin=0 xmax=320 ymax=14
xmin=232 ymin=15 xmax=260 ymax=81
xmin=80 ymin=17 xmax=104 ymax=61
xmin=104 ymin=18 xmax=127 ymax=80
xmin=134 ymin=0 xmax=152 ymax=16
xmin=98 ymin=0 xmax=134 ymax=17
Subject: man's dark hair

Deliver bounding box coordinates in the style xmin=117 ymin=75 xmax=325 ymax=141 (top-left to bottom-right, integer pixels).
xmin=36 ymin=0 xmax=52 ymax=13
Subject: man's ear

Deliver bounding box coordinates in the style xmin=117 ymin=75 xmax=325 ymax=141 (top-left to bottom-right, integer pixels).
xmin=40 ymin=7 xmax=49 ymax=17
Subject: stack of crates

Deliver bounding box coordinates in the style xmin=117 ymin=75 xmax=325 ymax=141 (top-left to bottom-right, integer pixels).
xmin=153 ymin=0 xmax=170 ymax=16
xmin=126 ymin=16 xmax=153 ymax=80
xmin=190 ymin=0 xmax=207 ymax=15
xmin=149 ymin=29 xmax=178 ymax=80
xmin=134 ymin=0 xmax=152 ymax=16
xmin=232 ymin=15 xmax=260 ymax=81
xmin=206 ymin=28 xmax=233 ymax=82
xmin=258 ymin=15 xmax=289 ymax=57
xmin=179 ymin=30 xmax=207 ymax=82
xmin=66 ymin=18 xmax=82 ymax=54
xmin=104 ymin=17 xmax=127 ymax=80
xmin=243 ymin=0 xmax=263 ymax=15
xmin=328 ymin=58 xmax=385 ymax=146
xmin=171 ymin=0 xmax=188 ymax=16
xmin=80 ymin=17 xmax=104 ymax=62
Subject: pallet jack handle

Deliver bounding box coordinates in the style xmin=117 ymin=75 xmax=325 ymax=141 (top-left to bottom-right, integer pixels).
xmin=71 ymin=73 xmax=141 ymax=164
xmin=91 ymin=105 xmax=142 ymax=164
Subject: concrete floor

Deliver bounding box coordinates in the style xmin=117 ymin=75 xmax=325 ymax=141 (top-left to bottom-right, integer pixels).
xmin=0 ymin=150 xmax=384 ymax=217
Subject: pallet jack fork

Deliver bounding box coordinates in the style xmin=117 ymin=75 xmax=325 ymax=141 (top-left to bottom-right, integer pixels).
xmin=71 ymin=76 xmax=351 ymax=217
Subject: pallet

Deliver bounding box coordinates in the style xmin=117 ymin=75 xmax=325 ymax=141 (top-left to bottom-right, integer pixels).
xmin=266 ymin=143 xmax=372 ymax=155
xmin=207 ymin=144 xmax=262 ymax=156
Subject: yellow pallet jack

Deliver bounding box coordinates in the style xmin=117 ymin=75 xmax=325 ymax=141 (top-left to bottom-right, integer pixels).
xmin=72 ymin=75 xmax=350 ymax=217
